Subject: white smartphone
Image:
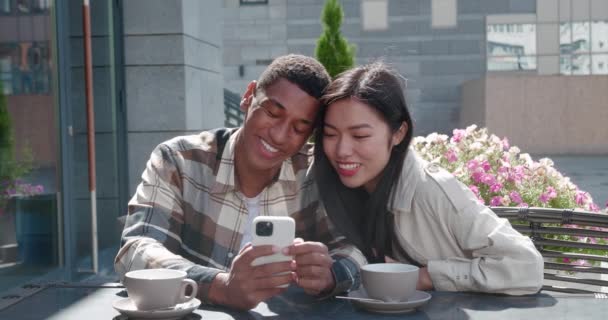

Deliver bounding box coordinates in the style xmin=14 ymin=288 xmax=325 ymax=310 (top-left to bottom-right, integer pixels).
xmin=251 ymin=216 xmax=295 ymax=267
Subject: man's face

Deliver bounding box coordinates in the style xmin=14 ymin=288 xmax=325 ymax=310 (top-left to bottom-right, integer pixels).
xmin=238 ymin=78 xmax=320 ymax=174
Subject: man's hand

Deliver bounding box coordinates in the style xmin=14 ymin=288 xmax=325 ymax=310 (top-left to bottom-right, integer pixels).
xmin=285 ymin=239 xmax=335 ymax=295
xmin=208 ymin=244 xmax=295 ymax=310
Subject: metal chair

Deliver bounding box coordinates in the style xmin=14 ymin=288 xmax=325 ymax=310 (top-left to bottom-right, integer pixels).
xmin=491 ymin=206 xmax=608 ymax=294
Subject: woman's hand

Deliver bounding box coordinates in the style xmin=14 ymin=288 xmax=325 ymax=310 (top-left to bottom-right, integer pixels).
xmin=416 ymin=267 xmax=434 ymax=291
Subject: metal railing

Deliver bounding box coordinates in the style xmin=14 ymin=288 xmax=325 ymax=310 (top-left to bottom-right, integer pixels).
xmin=491 ymin=206 xmax=608 ymax=294
xmin=224 ymin=89 xmax=244 ymax=127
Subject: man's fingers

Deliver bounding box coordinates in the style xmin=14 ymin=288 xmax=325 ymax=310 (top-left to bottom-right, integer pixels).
xmin=284 ymin=241 xmax=327 ymax=256
xmin=252 ymin=261 xmax=294 ymax=278
xmin=238 ymin=245 xmax=280 ymax=264
xmin=294 ymin=251 xmax=333 ymax=268
xmin=295 ymin=265 xmax=326 ymax=278
xmin=252 ymin=272 xmax=294 ymax=289
xmin=296 ymin=277 xmax=325 ymax=293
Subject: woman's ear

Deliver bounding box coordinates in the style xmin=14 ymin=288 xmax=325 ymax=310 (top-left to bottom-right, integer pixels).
xmin=392 ymin=122 xmax=408 ymax=147
xmin=240 ymin=81 xmax=257 ymax=113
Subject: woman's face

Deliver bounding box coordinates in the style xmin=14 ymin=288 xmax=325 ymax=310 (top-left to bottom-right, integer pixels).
xmin=322 ymin=98 xmax=405 ymax=193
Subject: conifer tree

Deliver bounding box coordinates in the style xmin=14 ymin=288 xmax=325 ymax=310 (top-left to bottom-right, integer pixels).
xmin=0 ymin=82 xmax=13 ymax=182
xmin=315 ymin=0 xmax=356 ymax=78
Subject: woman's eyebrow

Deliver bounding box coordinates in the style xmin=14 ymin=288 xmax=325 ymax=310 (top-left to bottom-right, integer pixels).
xmin=325 ymin=123 xmax=373 ymax=130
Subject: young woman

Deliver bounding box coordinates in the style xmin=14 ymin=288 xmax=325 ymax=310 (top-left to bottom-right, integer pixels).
xmin=312 ymin=62 xmax=543 ymax=295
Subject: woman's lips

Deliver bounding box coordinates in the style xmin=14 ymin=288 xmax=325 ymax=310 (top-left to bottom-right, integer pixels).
xmin=336 ymin=162 xmax=360 ymax=177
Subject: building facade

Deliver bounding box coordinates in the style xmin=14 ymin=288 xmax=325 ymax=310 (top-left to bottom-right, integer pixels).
xmin=223 ymin=0 xmax=608 ymax=143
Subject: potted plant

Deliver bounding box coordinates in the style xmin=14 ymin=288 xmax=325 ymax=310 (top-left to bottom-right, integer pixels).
xmin=0 ymin=81 xmax=53 ymax=266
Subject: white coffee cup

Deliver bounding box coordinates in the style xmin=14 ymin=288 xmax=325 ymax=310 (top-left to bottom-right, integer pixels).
xmin=361 ymin=263 xmax=419 ymax=302
xmin=123 ymin=269 xmax=198 ymax=311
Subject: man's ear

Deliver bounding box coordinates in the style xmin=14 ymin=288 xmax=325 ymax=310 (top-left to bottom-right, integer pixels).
xmin=240 ymin=81 xmax=257 ymax=113
xmin=392 ymin=121 xmax=408 ymax=147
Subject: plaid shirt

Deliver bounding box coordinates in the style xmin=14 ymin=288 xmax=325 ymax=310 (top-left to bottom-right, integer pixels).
xmin=115 ymin=128 xmax=366 ymax=303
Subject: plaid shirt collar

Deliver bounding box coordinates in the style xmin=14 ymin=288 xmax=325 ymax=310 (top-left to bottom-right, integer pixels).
xmin=210 ymin=128 xmax=298 ymax=195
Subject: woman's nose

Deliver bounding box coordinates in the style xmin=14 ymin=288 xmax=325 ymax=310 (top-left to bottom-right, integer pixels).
xmin=336 ymin=138 xmax=353 ymax=158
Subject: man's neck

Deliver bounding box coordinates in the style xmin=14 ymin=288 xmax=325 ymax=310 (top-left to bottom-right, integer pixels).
xmin=234 ymin=137 xmax=280 ymax=198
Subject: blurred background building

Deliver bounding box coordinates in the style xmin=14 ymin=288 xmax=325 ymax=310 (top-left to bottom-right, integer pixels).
xmin=0 ymin=0 xmax=606 ymax=300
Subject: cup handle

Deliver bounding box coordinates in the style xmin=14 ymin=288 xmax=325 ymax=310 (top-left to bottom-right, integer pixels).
xmin=179 ymin=279 xmax=198 ymax=303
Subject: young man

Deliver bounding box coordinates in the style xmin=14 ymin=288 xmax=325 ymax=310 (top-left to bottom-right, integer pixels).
xmin=115 ymin=54 xmax=366 ymax=310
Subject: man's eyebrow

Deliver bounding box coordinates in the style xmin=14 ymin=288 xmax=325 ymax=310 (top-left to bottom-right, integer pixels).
xmin=262 ymin=98 xmax=313 ymax=125
xmin=261 ymin=97 xmax=285 ymax=110
xmin=324 ymin=123 xmax=372 ymax=130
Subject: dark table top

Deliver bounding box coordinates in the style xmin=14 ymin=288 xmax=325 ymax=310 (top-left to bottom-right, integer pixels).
xmin=1 ymin=282 xmax=606 ymax=320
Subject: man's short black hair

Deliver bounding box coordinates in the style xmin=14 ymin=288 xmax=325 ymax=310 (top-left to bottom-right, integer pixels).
xmin=256 ymin=54 xmax=330 ymax=100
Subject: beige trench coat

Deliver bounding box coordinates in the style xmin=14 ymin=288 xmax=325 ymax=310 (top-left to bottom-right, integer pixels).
xmin=389 ymin=149 xmax=544 ymax=295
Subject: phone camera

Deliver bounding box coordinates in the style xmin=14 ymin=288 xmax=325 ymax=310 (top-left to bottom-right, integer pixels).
xmin=255 ymin=221 xmax=273 ymax=237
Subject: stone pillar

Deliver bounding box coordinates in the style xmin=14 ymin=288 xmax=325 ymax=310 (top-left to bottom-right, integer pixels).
xmin=123 ymin=0 xmax=224 ymax=193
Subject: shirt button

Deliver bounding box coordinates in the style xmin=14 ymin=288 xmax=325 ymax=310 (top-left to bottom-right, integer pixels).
xmin=227 ymin=252 xmax=234 ymax=258
xmin=427 ymin=163 xmax=439 ymax=173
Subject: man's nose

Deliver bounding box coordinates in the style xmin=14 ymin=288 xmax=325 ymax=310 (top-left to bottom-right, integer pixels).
xmin=269 ymin=121 xmax=289 ymax=145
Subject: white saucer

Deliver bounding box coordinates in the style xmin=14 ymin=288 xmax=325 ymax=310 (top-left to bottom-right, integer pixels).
xmin=112 ymin=297 xmax=201 ymax=319
xmin=348 ymin=288 xmax=431 ymax=314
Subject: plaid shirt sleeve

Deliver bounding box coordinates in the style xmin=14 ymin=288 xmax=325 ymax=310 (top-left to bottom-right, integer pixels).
xmin=296 ymin=176 xmax=367 ymax=297
xmin=114 ymin=142 xmax=222 ymax=304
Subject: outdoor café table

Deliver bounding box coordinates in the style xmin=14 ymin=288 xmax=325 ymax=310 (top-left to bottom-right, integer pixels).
xmin=0 ymin=281 xmax=607 ymax=319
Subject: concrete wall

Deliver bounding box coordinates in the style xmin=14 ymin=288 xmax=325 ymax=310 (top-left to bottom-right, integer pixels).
xmin=460 ymin=75 xmax=608 ymax=154
xmin=123 ymin=0 xmax=224 ymax=194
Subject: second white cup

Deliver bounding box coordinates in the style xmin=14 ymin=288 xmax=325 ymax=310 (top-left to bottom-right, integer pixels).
xmin=123 ymin=268 xmax=198 ymax=311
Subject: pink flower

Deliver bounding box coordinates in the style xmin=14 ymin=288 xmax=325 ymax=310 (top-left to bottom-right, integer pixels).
xmin=445 ymin=149 xmax=458 ymax=163
xmin=466 ymin=159 xmax=479 ymax=171
xmin=451 ymin=129 xmax=466 ymax=143
xmin=481 ymin=160 xmax=491 ymax=172
xmin=539 ymin=193 xmax=550 ymax=204
xmin=490 ymin=182 xmax=503 ymax=193
xmin=471 ymin=170 xmax=484 ymax=184
xmin=588 ymin=203 xmax=600 ymax=212
xmin=497 ymin=165 xmax=509 ymax=176
xmin=572 ymin=259 xmax=589 ymax=267
xmin=469 ymin=185 xmax=480 ymax=196
xmin=546 ymin=186 xmax=557 ymax=199
xmin=481 ymin=173 xmax=497 ymax=186
xmin=502 ymin=137 xmax=510 ymax=151
xmin=509 ymin=191 xmax=523 ymax=204
xmin=575 ymin=191 xmax=588 ymax=206
xmin=490 ymin=196 xmax=503 ymax=206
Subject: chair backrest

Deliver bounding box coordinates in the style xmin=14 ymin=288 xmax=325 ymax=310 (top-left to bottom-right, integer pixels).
xmin=491 ymin=206 xmax=608 ymax=294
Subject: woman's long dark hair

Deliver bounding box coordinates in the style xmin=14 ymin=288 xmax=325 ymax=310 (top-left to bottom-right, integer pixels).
xmin=313 ymin=62 xmax=413 ymax=263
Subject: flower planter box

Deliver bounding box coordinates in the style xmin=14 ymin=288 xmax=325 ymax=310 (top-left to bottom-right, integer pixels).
xmin=14 ymin=194 xmax=58 ymax=266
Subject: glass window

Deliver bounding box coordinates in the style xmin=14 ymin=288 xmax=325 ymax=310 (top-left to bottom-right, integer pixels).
xmin=571 ymin=22 xmax=591 ymax=53
xmin=0 ymin=0 xmax=10 ymax=14
xmin=560 ymin=22 xmax=572 ymax=54
xmin=487 ymin=24 xmax=536 ymax=71
xmin=591 ymin=21 xmax=608 ymax=52
xmin=239 ymin=0 xmax=268 ymax=5
xmin=488 ymin=56 xmax=537 ymax=71
xmin=572 ymin=53 xmax=591 ymax=74
xmin=0 ymin=2 xmax=59 ymax=293
xmin=560 ymin=55 xmax=572 ymax=75
xmin=592 ymin=54 xmax=608 ymax=74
